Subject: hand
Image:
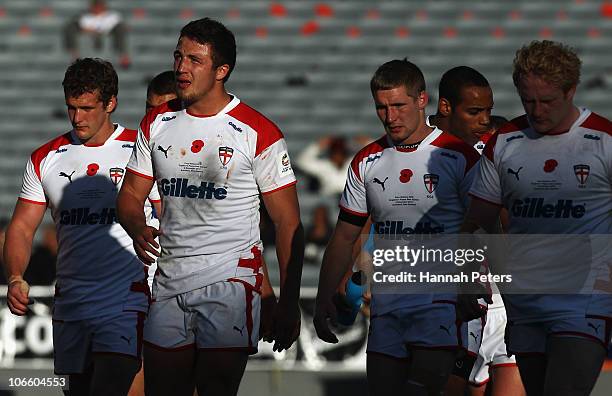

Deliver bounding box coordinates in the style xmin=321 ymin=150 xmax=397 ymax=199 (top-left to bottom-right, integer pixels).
xmin=271 ymin=299 xmax=301 ymax=352
xmin=456 ymin=283 xmax=491 ymax=322
xmin=7 ymin=278 xmax=30 ymax=316
xmin=259 ymin=294 xmax=277 ymax=343
xmin=313 ymin=296 xmax=339 ymax=343
xmin=132 ymin=226 xmax=162 ymax=264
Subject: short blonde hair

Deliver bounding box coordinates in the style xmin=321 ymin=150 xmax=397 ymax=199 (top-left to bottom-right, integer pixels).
xmin=512 ymin=40 xmax=581 ymax=92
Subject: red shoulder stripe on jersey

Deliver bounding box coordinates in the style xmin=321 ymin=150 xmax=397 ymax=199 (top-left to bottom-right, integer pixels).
xmin=126 ymin=167 xmax=155 ymax=180
xmin=497 ymin=115 xmax=529 ymax=134
xmin=580 ymin=112 xmax=612 ymax=136
xmin=482 ymin=132 xmax=499 ymax=162
xmin=18 ymin=197 xmax=47 ymax=205
xmin=227 ymin=102 xmax=285 ymax=157
xmin=430 ymin=132 xmax=480 ymax=174
xmin=350 ymin=136 xmax=388 ymax=182
xmin=468 ymin=193 xmax=503 ymax=207
xmin=148 ymin=199 xmax=162 ymax=203
xmin=115 ymin=128 xmax=137 ymax=142
xmin=139 ymin=98 xmax=182 ymax=141
xmin=30 ymin=133 xmax=72 ymax=181
xmin=261 ymin=180 xmax=297 ymax=195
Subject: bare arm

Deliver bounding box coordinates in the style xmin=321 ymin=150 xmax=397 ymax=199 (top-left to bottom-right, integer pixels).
xmin=261 ymin=185 xmax=304 ymax=351
xmin=4 ymin=200 xmax=46 ymax=315
xmin=117 ymin=172 xmax=160 ymax=264
xmin=460 ymin=197 xmax=503 ymax=234
xmin=457 ymin=198 xmax=503 ymax=320
xmin=259 ymin=257 xmax=276 ymax=342
xmin=313 ymin=218 xmax=363 ymax=343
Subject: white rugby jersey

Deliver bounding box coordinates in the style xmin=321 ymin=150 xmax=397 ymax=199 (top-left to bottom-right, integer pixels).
xmin=19 ymin=125 xmax=160 ymax=320
xmin=470 ymin=109 xmax=612 ymax=321
xmin=340 ymin=128 xmax=480 ymax=314
xmin=127 ymin=96 xmax=296 ymax=297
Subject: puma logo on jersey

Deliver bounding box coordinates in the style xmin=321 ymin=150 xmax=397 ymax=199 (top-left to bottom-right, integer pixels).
xmin=506 ymin=135 xmax=524 ymax=143
xmin=439 ymin=324 xmax=452 ymax=335
xmin=233 ymin=325 xmax=244 ymax=336
xmin=161 ymin=116 xmax=176 ymax=122
xmin=157 ymin=145 xmax=171 ymax=158
xmin=55 ymin=148 xmax=68 ymax=154
xmin=122 ymin=144 xmax=134 ymax=149
xmin=470 ymin=332 xmax=478 ymax=342
xmin=59 ymin=171 xmax=75 ymax=183
xmin=507 ymin=167 xmax=523 ymax=181
xmin=588 ymin=322 xmax=601 ymax=333
xmin=372 ymin=177 xmax=388 ymax=191
xmin=583 ymin=134 xmax=600 ymax=141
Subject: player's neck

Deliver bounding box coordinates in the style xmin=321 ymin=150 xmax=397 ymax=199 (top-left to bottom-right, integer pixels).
xmin=429 ymin=113 xmax=450 ymax=133
xmin=186 ymin=87 xmax=232 ymax=117
xmin=81 ymin=121 xmax=116 ymax=146
xmin=540 ymin=105 xmax=580 ymax=135
xmin=395 ymin=123 xmax=433 ymax=146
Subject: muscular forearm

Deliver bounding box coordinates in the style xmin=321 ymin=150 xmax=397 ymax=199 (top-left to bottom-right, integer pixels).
xmin=275 ymin=222 xmax=304 ymax=304
xmin=317 ymin=237 xmax=355 ymax=301
xmin=117 ymin=191 xmax=147 ymax=238
xmin=3 ymin=225 xmax=34 ymax=281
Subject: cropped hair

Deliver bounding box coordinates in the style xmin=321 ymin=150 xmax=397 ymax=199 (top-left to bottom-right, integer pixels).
xmin=370 ymin=59 xmax=426 ymax=97
xmin=147 ymin=71 xmax=176 ymax=96
xmin=180 ymin=18 xmax=236 ymax=83
xmin=438 ymin=66 xmax=490 ymax=107
xmin=63 ymin=58 xmax=118 ymax=105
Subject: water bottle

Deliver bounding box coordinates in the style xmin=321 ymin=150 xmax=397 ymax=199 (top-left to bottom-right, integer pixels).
xmin=335 ymin=271 xmax=367 ymax=326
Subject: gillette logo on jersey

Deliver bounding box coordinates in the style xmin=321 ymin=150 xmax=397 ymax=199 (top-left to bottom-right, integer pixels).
xmin=59 ymin=207 xmax=117 ymax=225
xmin=375 ymin=220 xmax=445 ymax=238
xmin=160 ymin=178 xmax=227 ymax=200
xmin=510 ymin=198 xmax=585 ymax=219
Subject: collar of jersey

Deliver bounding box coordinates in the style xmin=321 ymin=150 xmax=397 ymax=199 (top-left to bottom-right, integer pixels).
xmin=71 ymin=124 xmax=124 ymax=147
xmin=387 ymin=127 xmax=440 ymax=152
xmin=531 ymin=107 xmax=590 ymax=137
xmin=185 ymin=94 xmax=240 ymax=119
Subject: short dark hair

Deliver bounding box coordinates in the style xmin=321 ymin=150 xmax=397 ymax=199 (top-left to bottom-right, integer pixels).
xmin=438 ymin=66 xmax=490 ymax=108
xmin=62 ymin=58 xmax=118 ymax=106
xmin=180 ymin=18 xmax=236 ymax=83
xmin=147 ymin=71 xmax=176 ymax=96
xmin=370 ymin=59 xmax=426 ymax=97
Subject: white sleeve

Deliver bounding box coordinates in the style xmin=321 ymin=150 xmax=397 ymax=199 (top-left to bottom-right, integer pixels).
xmin=127 ymin=128 xmax=155 ymax=180
xmin=339 ymin=163 xmax=368 ymax=216
xmin=469 ymin=155 xmax=503 ymax=205
xmin=19 ymin=157 xmax=46 ymax=204
xmin=255 ymin=138 xmax=297 ymax=194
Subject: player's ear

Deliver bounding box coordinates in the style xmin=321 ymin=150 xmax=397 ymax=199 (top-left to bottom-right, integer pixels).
xmin=564 ymin=85 xmax=577 ymax=101
xmin=105 ymin=96 xmax=117 ymax=113
xmin=438 ymin=98 xmax=452 ymax=117
xmin=417 ymin=90 xmax=428 ymax=110
xmin=215 ymin=64 xmax=230 ymax=82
